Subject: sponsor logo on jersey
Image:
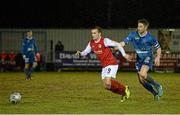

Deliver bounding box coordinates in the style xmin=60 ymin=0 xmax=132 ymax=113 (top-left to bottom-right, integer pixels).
xmin=135 ymin=36 xmax=140 ymax=40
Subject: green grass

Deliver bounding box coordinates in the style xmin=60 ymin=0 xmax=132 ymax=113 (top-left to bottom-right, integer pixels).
xmin=0 ymin=72 xmax=180 ymax=114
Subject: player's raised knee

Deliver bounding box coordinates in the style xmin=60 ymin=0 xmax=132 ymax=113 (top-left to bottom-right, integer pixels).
xmin=139 ymin=71 xmax=147 ymax=79
xmin=103 ymin=78 xmax=111 ymax=89
xmin=104 ymin=82 xmax=111 ymax=89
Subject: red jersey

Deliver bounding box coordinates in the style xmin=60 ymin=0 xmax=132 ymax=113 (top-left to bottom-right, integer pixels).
xmin=90 ymin=38 xmax=117 ymax=67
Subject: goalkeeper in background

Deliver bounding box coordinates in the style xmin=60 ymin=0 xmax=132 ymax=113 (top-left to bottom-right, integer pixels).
xmin=21 ymin=30 xmax=40 ymax=80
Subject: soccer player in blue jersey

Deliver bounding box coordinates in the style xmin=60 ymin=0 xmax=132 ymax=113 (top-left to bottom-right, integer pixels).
xmin=22 ymin=30 xmax=40 ymax=80
xmin=120 ymin=19 xmax=163 ymax=101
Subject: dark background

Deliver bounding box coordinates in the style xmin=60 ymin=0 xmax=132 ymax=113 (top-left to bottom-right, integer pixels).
xmin=0 ymin=0 xmax=180 ymax=28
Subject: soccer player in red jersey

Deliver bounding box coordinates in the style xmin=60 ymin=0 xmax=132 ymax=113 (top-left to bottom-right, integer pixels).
xmin=76 ymin=26 xmax=131 ymax=102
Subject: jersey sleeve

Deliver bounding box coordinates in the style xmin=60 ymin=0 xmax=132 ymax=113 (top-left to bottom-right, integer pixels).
xmin=104 ymin=38 xmax=119 ymax=47
xmin=151 ymin=36 xmax=160 ymax=49
xmin=21 ymin=39 xmax=26 ymax=55
xmin=123 ymin=32 xmax=134 ymax=45
xmin=81 ymin=42 xmax=91 ymax=56
xmin=104 ymin=38 xmax=126 ymax=56
xmin=34 ymin=39 xmax=39 ymax=53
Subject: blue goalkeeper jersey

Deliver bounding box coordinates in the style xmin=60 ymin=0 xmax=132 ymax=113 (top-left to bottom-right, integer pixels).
xmin=123 ymin=31 xmax=160 ymax=62
xmin=21 ymin=37 xmax=38 ymax=56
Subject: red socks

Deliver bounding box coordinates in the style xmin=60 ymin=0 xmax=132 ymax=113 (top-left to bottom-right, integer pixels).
xmin=109 ymin=79 xmax=126 ymax=96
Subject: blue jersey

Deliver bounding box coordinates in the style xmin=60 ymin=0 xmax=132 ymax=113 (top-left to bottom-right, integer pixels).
xmin=22 ymin=37 xmax=38 ymax=63
xmin=22 ymin=37 xmax=38 ymax=56
xmin=123 ymin=31 xmax=160 ymax=71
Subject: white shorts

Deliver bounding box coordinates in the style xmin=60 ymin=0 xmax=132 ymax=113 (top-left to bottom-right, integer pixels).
xmin=101 ymin=65 xmax=119 ymax=79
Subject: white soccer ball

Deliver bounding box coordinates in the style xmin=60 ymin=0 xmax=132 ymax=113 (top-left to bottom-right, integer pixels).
xmin=9 ymin=92 xmax=22 ymax=104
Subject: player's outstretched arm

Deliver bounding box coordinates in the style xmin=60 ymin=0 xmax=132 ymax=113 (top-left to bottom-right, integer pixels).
xmin=75 ymin=42 xmax=91 ymax=56
xmin=104 ymin=38 xmax=132 ymax=61
xmin=119 ymin=41 xmax=132 ymax=61
xmin=112 ymin=41 xmax=125 ymax=50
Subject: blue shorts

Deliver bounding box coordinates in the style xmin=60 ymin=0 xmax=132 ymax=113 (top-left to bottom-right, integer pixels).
xmin=135 ymin=56 xmax=153 ymax=72
xmin=25 ymin=53 xmax=36 ymax=64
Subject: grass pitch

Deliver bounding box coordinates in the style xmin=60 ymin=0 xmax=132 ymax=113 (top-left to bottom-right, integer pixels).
xmin=0 ymin=72 xmax=179 ymax=114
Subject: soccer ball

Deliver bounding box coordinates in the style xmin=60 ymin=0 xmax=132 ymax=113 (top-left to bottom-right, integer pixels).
xmin=9 ymin=92 xmax=22 ymax=104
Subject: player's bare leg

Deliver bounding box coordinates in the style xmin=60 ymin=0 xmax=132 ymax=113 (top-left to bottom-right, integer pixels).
xmin=139 ymin=65 xmax=149 ymax=79
xmin=103 ymin=77 xmax=111 ymax=89
xmin=103 ymin=77 xmax=130 ymax=102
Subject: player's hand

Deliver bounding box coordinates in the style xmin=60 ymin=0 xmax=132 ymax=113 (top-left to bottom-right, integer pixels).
xmin=124 ymin=54 xmax=133 ymax=61
xmin=155 ymin=56 xmax=160 ymax=66
xmin=75 ymin=51 xmax=81 ymax=56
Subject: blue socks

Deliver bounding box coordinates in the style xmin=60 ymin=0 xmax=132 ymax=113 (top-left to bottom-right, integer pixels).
xmin=143 ymin=81 xmax=158 ymax=96
xmin=146 ymin=74 xmax=160 ymax=88
xmin=28 ymin=67 xmax=34 ymax=77
xmin=24 ymin=66 xmax=34 ymax=79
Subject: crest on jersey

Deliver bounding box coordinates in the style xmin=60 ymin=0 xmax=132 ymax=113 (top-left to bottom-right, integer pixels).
xmin=135 ymin=36 xmax=140 ymax=40
xmin=98 ymin=44 xmax=102 ymax=48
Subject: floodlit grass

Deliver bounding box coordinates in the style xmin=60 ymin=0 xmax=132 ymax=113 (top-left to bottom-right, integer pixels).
xmin=0 ymin=72 xmax=179 ymax=114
